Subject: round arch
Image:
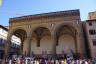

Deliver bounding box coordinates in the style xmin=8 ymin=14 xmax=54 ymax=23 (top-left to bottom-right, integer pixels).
xmin=30 ymin=27 xmax=53 ymax=56
xmin=54 ymin=23 xmax=78 ymax=57
xmin=30 ymin=26 xmax=51 ymax=40
xmin=54 ymin=23 xmax=78 ymax=36
xmin=4 ymin=28 xmax=27 ymax=58
xmin=11 ymin=29 xmax=27 ymax=42
xmin=29 ymin=25 xmax=52 ymax=37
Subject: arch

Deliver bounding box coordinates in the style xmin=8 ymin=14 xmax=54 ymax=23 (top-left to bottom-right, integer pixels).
xmin=55 ymin=23 xmax=78 ymax=56
xmin=5 ymin=28 xmax=27 ymax=56
xmin=32 ymin=27 xmax=51 ymax=46
xmin=57 ymin=25 xmax=77 ymax=37
xmin=11 ymin=29 xmax=27 ymax=42
xmin=30 ymin=25 xmax=51 ymax=37
xmin=30 ymin=27 xmax=52 ymax=55
xmin=33 ymin=27 xmax=51 ymax=34
xmin=55 ymin=23 xmax=77 ymax=36
xmin=54 ymin=24 xmax=77 ymax=45
xmin=31 ymin=26 xmax=51 ymax=39
xmin=57 ymin=35 xmax=75 ymax=54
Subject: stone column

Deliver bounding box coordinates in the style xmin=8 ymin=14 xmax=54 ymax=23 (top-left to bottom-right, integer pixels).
xmin=74 ymin=35 xmax=80 ymax=59
xmin=21 ymin=35 xmax=31 ymax=57
xmin=20 ymin=36 xmax=31 ymax=57
xmin=20 ymin=40 xmax=24 ymax=56
xmin=74 ymin=36 xmax=78 ymax=53
xmin=51 ymin=33 xmax=57 ymax=58
xmin=28 ymin=39 xmax=32 ymax=56
xmin=76 ymin=33 xmax=84 ymax=58
xmin=27 ymin=35 xmax=32 ymax=57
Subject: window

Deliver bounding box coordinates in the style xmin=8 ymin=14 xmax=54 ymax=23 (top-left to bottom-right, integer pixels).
xmin=93 ymin=40 xmax=96 ymax=46
xmin=0 ymin=38 xmax=2 ymax=44
xmin=37 ymin=39 xmax=40 ymax=47
xmin=0 ymin=38 xmax=1 ymax=42
xmin=89 ymin=22 xmax=92 ymax=26
xmin=37 ymin=42 xmax=40 ymax=47
xmin=0 ymin=39 xmax=3 ymax=44
xmin=2 ymin=39 xmax=5 ymax=44
xmin=15 ymin=45 xmax=17 ymax=48
xmin=89 ymin=30 xmax=96 ymax=35
xmin=14 ymin=44 xmax=15 ymax=47
xmin=13 ymin=43 xmax=14 ymax=47
xmin=56 ymin=40 xmax=59 ymax=46
xmin=1 ymin=39 xmax=3 ymax=43
xmin=14 ymin=44 xmax=16 ymax=47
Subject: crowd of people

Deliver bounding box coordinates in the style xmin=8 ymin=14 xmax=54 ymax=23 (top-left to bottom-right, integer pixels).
xmin=0 ymin=56 xmax=96 ymax=64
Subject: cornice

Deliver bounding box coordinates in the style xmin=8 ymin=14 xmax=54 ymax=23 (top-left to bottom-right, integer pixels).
xmin=86 ymin=19 xmax=96 ymax=22
xmin=9 ymin=9 xmax=80 ymax=23
xmin=0 ymin=25 xmax=8 ymax=31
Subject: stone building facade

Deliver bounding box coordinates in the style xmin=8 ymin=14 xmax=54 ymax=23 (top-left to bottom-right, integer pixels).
xmin=83 ymin=19 xmax=96 ymax=58
xmin=0 ymin=25 xmax=20 ymax=59
xmin=88 ymin=11 xmax=96 ymax=20
xmin=3 ymin=9 xmax=86 ymax=58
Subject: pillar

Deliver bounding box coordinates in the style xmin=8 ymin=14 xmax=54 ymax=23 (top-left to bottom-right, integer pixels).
xmin=21 ymin=36 xmax=29 ymax=56
xmin=76 ymin=33 xmax=84 ymax=58
xmin=19 ymin=35 xmax=31 ymax=57
xmin=51 ymin=32 xmax=57 ymax=58
xmin=19 ymin=40 xmax=24 ymax=56
xmin=74 ymin=35 xmax=80 ymax=59
xmin=27 ymin=35 xmax=32 ymax=56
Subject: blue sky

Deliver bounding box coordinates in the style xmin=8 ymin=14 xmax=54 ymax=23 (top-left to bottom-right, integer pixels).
xmin=0 ymin=0 xmax=96 ymax=26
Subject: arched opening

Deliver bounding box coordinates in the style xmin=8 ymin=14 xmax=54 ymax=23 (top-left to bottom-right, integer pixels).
xmin=31 ymin=27 xmax=52 ymax=57
xmin=56 ymin=25 xmax=77 ymax=58
xmin=6 ymin=29 xmax=27 ymax=58
xmin=57 ymin=35 xmax=75 ymax=54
